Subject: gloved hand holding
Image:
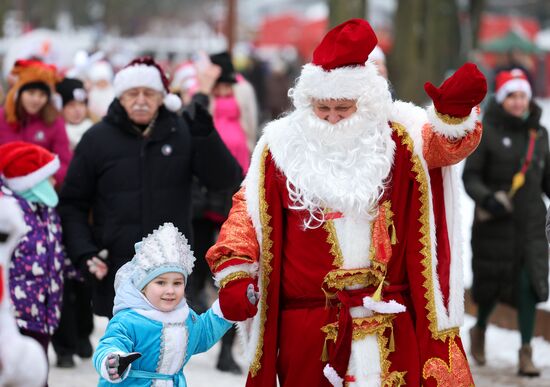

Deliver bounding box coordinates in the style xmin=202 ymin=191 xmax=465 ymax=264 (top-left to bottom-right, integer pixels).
xmin=481 ymin=193 xmax=511 ymax=218
xmin=104 ymin=352 xmax=141 ymax=381
xmin=424 ymin=63 xmax=487 ymax=117
xmin=219 ymin=277 xmax=259 ymax=321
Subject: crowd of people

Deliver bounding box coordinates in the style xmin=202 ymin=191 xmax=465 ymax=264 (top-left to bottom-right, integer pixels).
xmin=0 ymin=17 xmax=548 ymax=387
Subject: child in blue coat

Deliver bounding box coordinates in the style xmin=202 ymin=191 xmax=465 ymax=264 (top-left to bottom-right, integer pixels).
xmin=93 ymin=223 xmax=257 ymax=386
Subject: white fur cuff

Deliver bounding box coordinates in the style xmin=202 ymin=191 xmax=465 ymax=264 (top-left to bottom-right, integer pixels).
xmin=323 ymin=364 xmax=344 ymax=387
xmin=427 ymin=105 xmax=479 ymax=139
xmin=214 ymin=262 xmax=259 ymax=287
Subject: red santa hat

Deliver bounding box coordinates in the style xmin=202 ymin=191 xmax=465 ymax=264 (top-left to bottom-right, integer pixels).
xmin=0 ymin=142 xmax=60 ymax=192
xmin=495 ymin=68 xmax=532 ymax=103
xmin=291 ymin=18 xmax=382 ymax=105
xmin=113 ymin=56 xmax=182 ymax=112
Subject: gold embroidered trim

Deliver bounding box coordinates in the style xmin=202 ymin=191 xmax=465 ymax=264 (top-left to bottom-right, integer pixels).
xmin=323 ymin=268 xmax=385 ymax=291
xmin=249 ymin=147 xmax=273 ymax=377
xmin=323 ymin=219 xmax=344 ymax=267
xmin=377 ymin=333 xmax=407 ymax=386
xmin=212 ymin=255 xmax=255 ymax=272
xmin=434 ymin=110 xmax=469 ymax=125
xmin=422 ymin=338 xmax=474 ymax=386
xmin=321 ymin=314 xmax=395 ymax=341
xmin=391 ymin=122 xmax=451 ymax=341
xmin=219 ymin=271 xmax=251 ymax=288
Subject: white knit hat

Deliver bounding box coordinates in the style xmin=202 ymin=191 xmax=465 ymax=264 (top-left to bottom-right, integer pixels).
xmin=116 ymin=223 xmax=195 ymax=291
xmin=113 ymin=56 xmax=182 ymax=112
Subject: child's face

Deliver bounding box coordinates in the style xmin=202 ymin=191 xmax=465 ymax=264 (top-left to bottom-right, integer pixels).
xmin=142 ymin=272 xmax=185 ymax=312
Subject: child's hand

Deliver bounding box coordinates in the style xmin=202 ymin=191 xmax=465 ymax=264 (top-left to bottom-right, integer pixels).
xmin=87 ymin=250 xmax=109 ymax=280
xmin=246 ymin=283 xmax=259 ymax=306
xmin=219 ymin=278 xmax=259 ymax=321
xmin=104 ymin=352 xmax=141 ymax=380
xmin=105 ymin=353 xmax=121 ymax=380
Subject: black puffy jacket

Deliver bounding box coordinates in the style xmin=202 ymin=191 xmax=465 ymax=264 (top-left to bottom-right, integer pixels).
xmin=59 ymin=99 xmax=241 ymax=316
xmin=463 ymin=99 xmax=550 ymax=307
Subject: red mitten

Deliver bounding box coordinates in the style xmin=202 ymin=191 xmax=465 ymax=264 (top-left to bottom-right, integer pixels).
xmin=219 ymin=277 xmax=258 ymax=321
xmin=424 ymin=62 xmax=487 ymax=117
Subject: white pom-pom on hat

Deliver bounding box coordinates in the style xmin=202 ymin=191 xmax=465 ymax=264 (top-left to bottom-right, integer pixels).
xmin=163 ymin=93 xmax=182 ymax=112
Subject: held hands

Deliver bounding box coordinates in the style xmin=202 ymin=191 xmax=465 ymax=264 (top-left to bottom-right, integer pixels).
xmin=219 ymin=278 xmax=259 ymax=321
xmin=104 ymin=352 xmax=141 ymax=381
xmin=424 ymin=63 xmax=487 ymax=117
xmin=87 ymin=249 xmax=109 ymax=280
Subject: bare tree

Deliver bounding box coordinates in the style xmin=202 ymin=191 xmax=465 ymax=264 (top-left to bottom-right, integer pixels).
xmin=328 ymin=0 xmax=367 ymax=28
xmin=390 ymin=0 xmax=461 ymax=104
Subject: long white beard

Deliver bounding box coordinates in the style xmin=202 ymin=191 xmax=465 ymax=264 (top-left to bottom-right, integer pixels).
xmin=273 ymin=102 xmax=395 ymax=229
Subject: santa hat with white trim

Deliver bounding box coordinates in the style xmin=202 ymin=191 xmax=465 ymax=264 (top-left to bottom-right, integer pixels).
xmin=290 ymin=18 xmax=381 ymax=108
xmin=495 ymin=68 xmax=532 ymax=103
xmin=113 ymin=56 xmax=182 ymax=112
xmin=0 ymin=142 xmax=60 ymax=192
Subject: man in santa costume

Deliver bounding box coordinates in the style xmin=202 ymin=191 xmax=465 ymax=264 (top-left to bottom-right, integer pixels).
xmin=207 ymin=19 xmax=486 ymax=386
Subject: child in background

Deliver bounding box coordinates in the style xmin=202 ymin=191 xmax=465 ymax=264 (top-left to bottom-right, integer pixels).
xmin=0 ymin=141 xmax=74 ymax=385
xmin=56 ymin=77 xmax=94 ymax=150
xmin=93 ymin=223 xmax=258 ymax=386
xmin=0 ymin=193 xmax=48 ymax=387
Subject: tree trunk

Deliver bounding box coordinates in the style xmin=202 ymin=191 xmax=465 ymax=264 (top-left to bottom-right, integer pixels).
xmin=390 ymin=0 xmax=461 ymax=104
xmin=328 ymin=0 xmax=367 ymax=28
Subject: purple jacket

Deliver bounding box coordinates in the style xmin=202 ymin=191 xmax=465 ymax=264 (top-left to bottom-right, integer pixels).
xmin=1 ymin=183 xmax=70 ymax=335
xmin=0 ymin=108 xmax=72 ymax=187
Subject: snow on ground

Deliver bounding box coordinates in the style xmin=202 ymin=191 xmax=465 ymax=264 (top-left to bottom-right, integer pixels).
xmin=50 ymin=314 xmax=550 ymax=386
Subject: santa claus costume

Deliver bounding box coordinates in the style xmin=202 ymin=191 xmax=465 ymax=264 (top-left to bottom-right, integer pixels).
xmin=207 ymin=19 xmax=487 ymax=387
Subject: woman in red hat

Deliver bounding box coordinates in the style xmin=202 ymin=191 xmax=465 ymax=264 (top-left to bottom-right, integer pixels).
xmin=463 ymin=68 xmax=549 ymax=377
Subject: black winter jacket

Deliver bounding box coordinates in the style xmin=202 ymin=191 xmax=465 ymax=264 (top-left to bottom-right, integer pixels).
xmin=463 ymin=99 xmax=550 ymax=307
xmin=58 ymin=99 xmax=241 ymax=316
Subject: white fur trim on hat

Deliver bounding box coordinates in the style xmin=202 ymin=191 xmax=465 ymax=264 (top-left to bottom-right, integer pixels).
xmin=290 ymin=62 xmax=382 ymax=106
xmin=4 ymin=156 xmax=60 ymax=192
xmin=113 ymin=64 xmax=166 ymax=97
xmin=495 ymin=78 xmax=531 ymax=103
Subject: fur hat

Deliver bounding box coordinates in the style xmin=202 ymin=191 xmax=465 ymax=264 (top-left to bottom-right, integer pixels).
xmin=113 ymin=56 xmax=182 ymax=112
xmin=118 ymin=223 xmax=195 ymax=291
xmin=0 ymin=141 xmax=59 ymax=192
xmin=290 ymin=18 xmax=383 ymax=106
xmin=4 ymin=60 xmax=59 ymax=125
xmin=495 ymin=68 xmax=532 ymax=103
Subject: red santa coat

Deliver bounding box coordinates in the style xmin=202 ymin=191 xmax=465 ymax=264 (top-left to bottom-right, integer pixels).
xmin=207 ymin=101 xmax=482 ymax=386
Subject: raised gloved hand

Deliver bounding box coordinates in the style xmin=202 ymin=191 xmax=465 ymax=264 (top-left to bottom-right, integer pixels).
xmin=186 ymin=102 xmax=215 ymax=137
xmin=219 ymin=277 xmax=259 ymax=321
xmin=424 ymin=63 xmax=487 ymax=117
xmin=104 ymin=352 xmax=141 ymax=381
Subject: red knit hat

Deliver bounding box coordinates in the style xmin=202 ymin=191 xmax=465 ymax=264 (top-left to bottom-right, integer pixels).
xmin=0 ymin=142 xmax=60 ymax=191
xmin=495 ymin=68 xmax=531 ymax=103
xmin=113 ymin=56 xmax=182 ymax=112
xmin=291 ymin=19 xmax=386 ymax=105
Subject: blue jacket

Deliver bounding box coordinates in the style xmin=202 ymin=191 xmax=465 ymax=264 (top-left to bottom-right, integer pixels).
xmin=93 ymin=280 xmax=232 ymax=386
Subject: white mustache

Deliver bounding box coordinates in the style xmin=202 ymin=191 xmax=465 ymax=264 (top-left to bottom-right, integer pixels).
xmin=132 ymin=105 xmax=150 ymax=112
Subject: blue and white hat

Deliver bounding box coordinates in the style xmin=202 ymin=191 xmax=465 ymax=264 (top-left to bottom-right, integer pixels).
xmin=115 ymin=223 xmax=195 ymax=291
